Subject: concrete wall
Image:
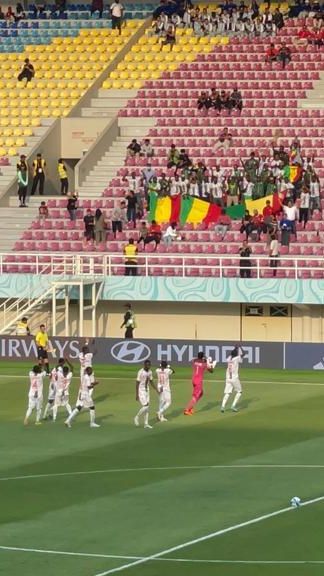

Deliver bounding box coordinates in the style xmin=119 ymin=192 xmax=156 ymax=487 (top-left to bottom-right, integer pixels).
xmin=61 ymin=118 xmax=111 ymax=159
xmin=8 ymin=300 xmax=322 ymax=342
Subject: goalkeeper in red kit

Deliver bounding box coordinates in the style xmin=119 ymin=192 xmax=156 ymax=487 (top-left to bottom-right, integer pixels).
xmin=184 ymin=352 xmax=216 ymax=415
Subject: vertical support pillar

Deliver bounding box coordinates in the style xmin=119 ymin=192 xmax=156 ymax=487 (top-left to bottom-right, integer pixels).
xmin=92 ymin=283 xmax=96 ymax=338
xmin=52 ymin=285 xmax=57 ymax=336
xmin=65 ymin=286 xmax=70 ymax=337
xmin=79 ymin=282 xmax=84 ymax=337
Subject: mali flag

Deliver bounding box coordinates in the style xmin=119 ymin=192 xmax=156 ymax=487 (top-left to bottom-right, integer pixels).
xmin=149 ymin=193 xmax=221 ymax=225
xmin=245 ymin=192 xmax=284 ymax=215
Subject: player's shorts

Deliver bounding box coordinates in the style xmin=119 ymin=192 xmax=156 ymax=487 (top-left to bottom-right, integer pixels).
xmin=48 ymin=383 xmax=56 ymax=402
xmin=54 ymin=393 xmax=70 ymax=407
xmin=77 ymin=392 xmax=94 ymax=409
xmin=37 ymin=347 xmax=48 ymax=360
xmin=138 ymin=389 xmax=149 ymax=406
xmin=192 ymin=383 xmax=203 ymax=401
xmin=160 ymin=388 xmax=171 ymax=404
xmin=28 ymin=395 xmax=43 ymax=411
xmin=224 ymin=378 xmax=242 ymax=394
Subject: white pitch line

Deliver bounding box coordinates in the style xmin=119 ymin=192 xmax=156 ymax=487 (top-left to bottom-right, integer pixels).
xmin=93 ymin=495 xmax=324 ymax=576
xmin=2 ymin=464 xmax=324 ymax=483
xmin=0 ymin=374 xmax=322 ymax=387
xmin=0 ymin=546 xmax=139 ymax=561
xmin=1 ymin=545 xmax=324 ymax=566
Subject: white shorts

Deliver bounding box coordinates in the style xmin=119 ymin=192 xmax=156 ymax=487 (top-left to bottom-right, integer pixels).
xmin=77 ymin=392 xmax=94 ymax=409
xmin=224 ymin=379 xmax=242 ymax=395
xmin=138 ymin=389 xmax=149 ymax=406
xmin=54 ymin=394 xmax=70 ymax=407
xmin=48 ymin=383 xmax=56 ymax=402
xmin=160 ymin=388 xmax=171 ymax=404
xmin=28 ymin=395 xmax=43 ymax=411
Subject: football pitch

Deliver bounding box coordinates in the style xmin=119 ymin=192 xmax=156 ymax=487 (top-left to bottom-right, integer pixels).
xmin=1 ymin=361 xmax=324 ymax=576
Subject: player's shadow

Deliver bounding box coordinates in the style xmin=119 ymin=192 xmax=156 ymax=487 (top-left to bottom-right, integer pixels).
xmin=167 ymin=407 xmax=187 ymax=419
xmin=200 ymin=401 xmax=219 ymax=413
xmin=94 ymin=392 xmax=110 ymax=404
xmin=240 ymin=397 xmax=259 ymax=410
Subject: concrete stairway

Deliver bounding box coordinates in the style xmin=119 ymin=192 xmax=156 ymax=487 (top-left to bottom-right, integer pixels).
xmin=299 ymin=71 xmax=324 ymax=109
xmin=0 ymin=203 xmax=39 ymax=251
xmin=77 ymin=89 xmax=156 ymax=198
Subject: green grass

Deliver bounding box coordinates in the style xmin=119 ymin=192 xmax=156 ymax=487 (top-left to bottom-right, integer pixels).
xmin=1 ymin=361 xmax=324 ymax=576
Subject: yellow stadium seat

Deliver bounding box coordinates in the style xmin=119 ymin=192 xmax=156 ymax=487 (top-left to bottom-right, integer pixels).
xmin=15 ymin=137 xmax=25 ymax=147
xmin=3 ymin=128 xmax=13 ymax=137
xmin=23 ymin=127 xmax=33 ymax=137
xmin=20 ymin=109 xmax=30 ymax=118
xmin=102 ymin=79 xmax=112 ymax=89
xmin=133 ymin=80 xmax=142 ymax=89
xmin=112 ymin=80 xmax=122 ymax=89
xmin=0 ymin=119 xmax=9 ymax=127
xmin=151 ymin=70 xmax=161 ymax=79
xmin=0 ymin=146 xmax=6 ymax=156
xmin=8 ymin=147 xmax=17 ymax=157
xmin=129 ymin=71 xmax=140 ymax=80
xmin=5 ymin=137 xmax=15 ymax=147
xmin=11 ymin=118 xmax=21 ymax=127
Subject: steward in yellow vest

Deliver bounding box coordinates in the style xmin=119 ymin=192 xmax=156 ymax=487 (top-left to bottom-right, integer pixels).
xmin=123 ymin=239 xmax=138 ymax=276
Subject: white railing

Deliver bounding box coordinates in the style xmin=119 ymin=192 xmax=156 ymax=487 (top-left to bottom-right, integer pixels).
xmin=0 ymin=252 xmax=322 ymax=279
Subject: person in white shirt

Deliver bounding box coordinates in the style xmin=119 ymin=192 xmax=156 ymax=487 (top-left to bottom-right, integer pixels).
xmin=53 ymin=366 xmax=73 ymax=422
xmin=140 ymin=139 xmax=154 ymax=158
xmin=134 ymin=360 xmax=159 ymax=429
xmin=110 ymin=0 xmax=123 ymax=33
xmin=221 ymin=346 xmax=244 ymax=412
xmin=163 ymin=222 xmax=179 ymax=245
xmin=309 ymin=175 xmax=320 ymax=213
xmin=283 ymin=200 xmax=298 ymax=236
xmin=156 ymin=361 xmax=175 ymax=422
xmin=65 ymin=367 xmax=100 ymax=428
xmin=42 ymin=357 xmax=65 ymax=420
xmin=269 ymin=233 xmax=279 ymax=277
xmin=299 ymin=187 xmax=310 ymax=228
xmin=24 ymin=365 xmax=47 ymax=425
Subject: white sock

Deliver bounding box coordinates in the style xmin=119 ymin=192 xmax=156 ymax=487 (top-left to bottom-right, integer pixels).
xmin=36 ymin=408 xmax=42 ymax=423
xmin=135 ymin=406 xmax=148 ymax=421
xmin=43 ymin=402 xmax=52 ymax=418
xmin=144 ymin=410 xmax=149 ymax=426
xmin=25 ymin=407 xmax=33 ymax=420
xmin=52 ymin=406 xmax=58 ymax=422
xmin=221 ymin=393 xmax=230 ymax=409
xmin=90 ymin=409 xmax=96 ymax=424
xmin=67 ymin=407 xmax=79 ymax=423
xmin=232 ymin=392 xmax=242 ymax=408
xmin=66 ymin=403 xmax=72 ymax=416
xmin=162 ymin=400 xmax=171 ymax=413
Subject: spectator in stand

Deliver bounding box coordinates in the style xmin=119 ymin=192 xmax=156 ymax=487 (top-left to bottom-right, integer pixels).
xmin=111 ymin=200 xmax=127 ymax=237
xmin=272 ymin=8 xmax=284 ymax=31
xmin=277 ymin=42 xmax=291 ymax=69
xmin=110 ymin=0 xmax=124 ymax=34
xmin=67 ymin=192 xmax=78 ymax=221
xmin=6 ymin=5 xmax=15 ymax=22
xmin=246 ymin=209 xmax=264 ymax=242
xmin=215 ymin=127 xmax=232 ymax=150
xmin=0 ymin=6 xmax=4 ymax=18
xmin=126 ymin=138 xmax=141 ymax=158
xmin=163 ymin=222 xmax=179 ymax=245
xmin=279 ymin=215 xmax=292 ymax=247
xmin=215 ymin=210 xmax=231 ymax=239
xmin=94 ymin=208 xmax=106 ymax=244
xmin=197 ymin=91 xmax=212 ymax=111
xmin=309 ymin=174 xmax=320 ymax=213
xmin=125 ymin=190 xmax=137 ymax=228
xmin=283 ymin=200 xmax=298 ymax=237
xmin=265 ymin=42 xmax=278 ymax=65
xmin=239 ymin=240 xmax=252 ymax=278
xmin=142 ymin=162 xmax=156 ymax=197
xmin=91 ymin=0 xmax=103 ymax=18
xmin=140 ymin=139 xmax=154 ymax=158
xmin=145 ymin=220 xmax=162 ymax=250
xmin=295 ymin=23 xmax=313 ymax=45
xmin=176 ymin=149 xmax=192 ymax=174
xmin=160 ymin=25 xmax=176 ymax=51
xmin=39 ymin=201 xmax=48 ymax=220
xmin=229 ymin=87 xmax=243 ymax=114
xmin=58 ymin=158 xmax=69 ymax=196
xmin=83 ymin=209 xmax=95 ymax=244
xmin=299 ymin=187 xmax=310 ymax=228
xmin=267 ymin=214 xmax=279 ymax=240
xmin=269 ymin=233 xmax=279 ymax=277
xmin=137 ymin=221 xmax=148 ymax=246
xmin=240 ymin=210 xmax=251 ymax=238
xmin=31 ymin=153 xmax=46 ymax=196
xmin=219 ymin=90 xmax=231 ymax=114
xmin=18 ymin=58 xmax=35 ymax=86
xmin=17 ymin=154 xmax=28 ymax=208
xmin=15 ymin=2 xmax=26 ymax=21
xmin=167 ymin=144 xmax=180 ymax=169
xmin=123 ymin=238 xmax=138 ymax=276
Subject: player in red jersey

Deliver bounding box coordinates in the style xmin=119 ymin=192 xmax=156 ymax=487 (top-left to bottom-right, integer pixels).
xmin=184 ymin=351 xmax=216 ymax=415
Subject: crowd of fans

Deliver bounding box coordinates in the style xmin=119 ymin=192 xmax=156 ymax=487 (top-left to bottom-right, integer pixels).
xmin=198 ymin=88 xmax=243 ymax=114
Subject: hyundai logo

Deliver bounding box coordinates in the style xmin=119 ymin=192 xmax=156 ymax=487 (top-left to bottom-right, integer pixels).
xmin=111 ymin=341 xmax=151 ymax=363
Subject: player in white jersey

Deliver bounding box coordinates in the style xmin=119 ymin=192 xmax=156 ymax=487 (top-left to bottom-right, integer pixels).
xmin=79 ymin=341 xmax=96 ymax=397
xmin=65 ymin=366 xmax=100 ymax=428
xmin=53 ymin=366 xmax=73 ymax=422
xmin=220 ymin=346 xmax=244 ymax=413
xmin=156 ymin=361 xmax=174 ymax=422
xmin=134 ymin=360 xmax=158 ymax=429
xmin=42 ymin=357 xmax=65 ymax=420
xmin=24 ymin=365 xmax=47 ymax=425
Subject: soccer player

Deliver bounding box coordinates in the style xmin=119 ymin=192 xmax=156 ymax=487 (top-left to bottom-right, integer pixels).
xmin=24 ymin=365 xmax=47 ymax=426
xmin=42 ymin=357 xmax=65 ymax=420
xmin=53 ymin=365 xmax=73 ymax=422
xmin=184 ymin=352 xmax=216 ymax=416
xmin=156 ymin=361 xmax=174 ymax=422
xmin=35 ymin=324 xmax=50 ymax=374
xmin=65 ymin=367 xmax=100 ymax=428
xmin=220 ymin=346 xmax=244 ymax=413
xmin=134 ymin=360 xmax=158 ymax=429
xmin=79 ymin=340 xmax=95 ymax=378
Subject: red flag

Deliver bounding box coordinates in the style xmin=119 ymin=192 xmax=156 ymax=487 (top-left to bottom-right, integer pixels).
xmin=272 ymin=191 xmax=285 ymax=214
xmin=203 ymin=203 xmax=222 ymax=225
xmin=169 ymin=194 xmax=182 ymax=223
